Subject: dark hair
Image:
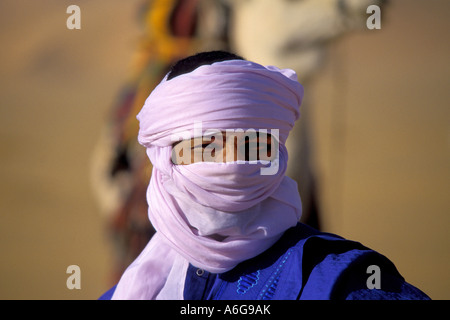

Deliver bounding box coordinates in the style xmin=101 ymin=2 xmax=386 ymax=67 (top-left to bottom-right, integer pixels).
xmin=166 ymin=50 xmax=245 ymax=80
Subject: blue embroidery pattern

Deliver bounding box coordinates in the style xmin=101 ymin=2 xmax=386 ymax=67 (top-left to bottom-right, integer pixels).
xmin=235 ymin=247 xmax=294 ymax=298
xmin=259 ymin=248 xmax=293 ymax=300
xmin=237 ymin=270 xmax=260 ymax=295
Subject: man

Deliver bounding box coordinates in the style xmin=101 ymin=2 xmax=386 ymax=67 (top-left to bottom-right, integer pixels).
xmin=100 ymin=51 xmax=429 ymax=300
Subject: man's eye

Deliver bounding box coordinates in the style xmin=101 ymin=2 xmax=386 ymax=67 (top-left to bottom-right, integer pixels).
xmin=192 ymin=143 xmax=207 ymax=149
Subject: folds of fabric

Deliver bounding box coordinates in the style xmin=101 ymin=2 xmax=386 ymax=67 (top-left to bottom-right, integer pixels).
xmin=137 ymin=60 xmax=303 ymax=147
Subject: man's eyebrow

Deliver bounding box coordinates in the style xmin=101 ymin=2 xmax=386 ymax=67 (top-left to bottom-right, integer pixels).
xmin=243 ymin=132 xmax=273 ymax=140
xmin=172 ymin=140 xmax=185 ymax=147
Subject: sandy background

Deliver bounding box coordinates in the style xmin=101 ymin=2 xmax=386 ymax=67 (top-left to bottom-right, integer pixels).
xmin=0 ymin=0 xmax=448 ymax=299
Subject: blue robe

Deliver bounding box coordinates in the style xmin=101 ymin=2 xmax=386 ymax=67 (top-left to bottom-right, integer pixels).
xmin=100 ymin=223 xmax=430 ymax=300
